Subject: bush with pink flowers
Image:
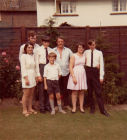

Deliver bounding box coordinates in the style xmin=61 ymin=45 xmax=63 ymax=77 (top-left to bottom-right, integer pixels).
xmin=0 ymin=52 xmax=22 ymax=99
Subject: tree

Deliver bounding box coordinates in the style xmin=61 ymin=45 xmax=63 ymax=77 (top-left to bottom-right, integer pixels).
xmin=96 ymin=34 xmax=127 ymax=104
xmin=44 ymin=17 xmax=60 ymax=48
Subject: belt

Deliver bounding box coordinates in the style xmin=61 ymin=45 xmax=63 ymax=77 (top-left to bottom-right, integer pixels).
xmin=86 ymin=66 xmax=99 ymax=69
xmin=39 ymin=63 xmax=46 ymax=65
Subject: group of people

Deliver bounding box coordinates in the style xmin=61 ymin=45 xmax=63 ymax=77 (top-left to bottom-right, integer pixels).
xmin=19 ymin=31 xmax=109 ymax=117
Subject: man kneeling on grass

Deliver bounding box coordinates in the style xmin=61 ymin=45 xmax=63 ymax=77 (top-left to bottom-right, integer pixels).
xmin=43 ymin=52 xmax=66 ymax=115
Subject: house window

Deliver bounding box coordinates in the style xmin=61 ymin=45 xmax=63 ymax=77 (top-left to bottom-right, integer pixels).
xmin=112 ymin=0 xmax=127 ymax=12
xmin=10 ymin=0 xmax=20 ymax=8
xmin=56 ymin=1 xmax=76 ymax=15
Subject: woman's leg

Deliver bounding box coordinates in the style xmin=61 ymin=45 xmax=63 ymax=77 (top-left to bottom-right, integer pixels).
xmin=56 ymin=93 xmax=66 ymax=114
xmin=71 ymin=90 xmax=78 ymax=112
xmin=79 ymin=90 xmax=85 ymax=112
xmin=28 ymin=87 xmax=37 ymax=113
xmin=22 ymin=88 xmax=29 ymax=114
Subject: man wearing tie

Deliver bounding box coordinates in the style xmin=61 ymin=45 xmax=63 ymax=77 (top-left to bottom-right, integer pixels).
xmin=84 ymin=39 xmax=109 ymax=117
xmin=35 ymin=36 xmax=54 ymax=113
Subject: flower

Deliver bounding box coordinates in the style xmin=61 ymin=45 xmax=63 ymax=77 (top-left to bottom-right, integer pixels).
xmin=5 ymin=59 xmax=9 ymax=63
xmin=2 ymin=52 xmax=7 ymax=56
xmin=16 ymin=65 xmax=20 ymax=70
xmin=4 ymin=58 xmax=9 ymax=63
xmin=16 ymin=80 xmax=21 ymax=83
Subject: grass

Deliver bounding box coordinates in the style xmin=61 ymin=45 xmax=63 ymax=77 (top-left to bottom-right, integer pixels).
xmin=0 ymin=106 xmax=127 ymax=140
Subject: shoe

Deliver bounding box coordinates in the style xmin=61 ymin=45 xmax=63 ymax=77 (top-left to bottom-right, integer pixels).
xmin=80 ymin=109 xmax=85 ymax=114
xmin=64 ymin=106 xmax=72 ymax=111
xmin=22 ymin=112 xmax=30 ymax=117
xmin=51 ymin=110 xmax=55 ymax=115
xmin=45 ymin=107 xmax=51 ymax=112
xmin=28 ymin=110 xmax=37 ymax=115
xmin=55 ymin=106 xmax=59 ymax=111
xmin=101 ymin=111 xmax=110 ymax=117
xmin=59 ymin=110 xmax=66 ymax=114
xmin=71 ymin=109 xmax=76 ymax=113
xmin=90 ymin=109 xmax=95 ymax=114
xmin=40 ymin=110 xmax=46 ymax=114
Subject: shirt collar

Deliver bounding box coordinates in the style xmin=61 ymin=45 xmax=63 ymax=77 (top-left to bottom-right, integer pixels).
xmin=41 ymin=45 xmax=49 ymax=49
xmin=89 ymin=48 xmax=96 ymax=52
xmin=55 ymin=46 xmax=66 ymax=51
xmin=48 ymin=62 xmax=57 ymax=66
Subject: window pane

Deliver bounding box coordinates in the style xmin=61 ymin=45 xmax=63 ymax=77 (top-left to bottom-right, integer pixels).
xmin=70 ymin=2 xmax=76 ymax=13
xmin=61 ymin=2 xmax=69 ymax=13
xmin=120 ymin=0 xmax=126 ymax=11
xmin=65 ymin=4 xmax=69 ymax=13
xmin=61 ymin=1 xmax=76 ymax=14
xmin=112 ymin=0 xmax=119 ymax=11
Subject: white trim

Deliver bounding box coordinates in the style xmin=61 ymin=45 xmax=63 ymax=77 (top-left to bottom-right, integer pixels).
xmin=54 ymin=0 xmax=57 ymax=13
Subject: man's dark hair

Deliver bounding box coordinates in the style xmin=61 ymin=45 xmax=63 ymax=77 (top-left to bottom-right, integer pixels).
xmin=88 ymin=39 xmax=95 ymax=46
xmin=28 ymin=31 xmax=37 ymax=38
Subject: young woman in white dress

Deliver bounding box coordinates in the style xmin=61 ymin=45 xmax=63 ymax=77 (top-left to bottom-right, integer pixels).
xmin=21 ymin=43 xmax=37 ymax=117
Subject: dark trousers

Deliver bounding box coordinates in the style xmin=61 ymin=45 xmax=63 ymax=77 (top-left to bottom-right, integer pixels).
xmin=86 ymin=66 xmax=105 ymax=113
xmin=38 ymin=64 xmax=50 ymax=111
xmin=59 ymin=75 xmax=70 ymax=106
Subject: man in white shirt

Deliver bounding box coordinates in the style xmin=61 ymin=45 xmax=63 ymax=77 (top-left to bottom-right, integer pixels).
xmin=35 ymin=36 xmax=54 ymax=113
xmin=19 ymin=31 xmax=40 ymax=62
xmin=84 ymin=39 xmax=109 ymax=117
xmin=53 ymin=36 xmax=73 ymax=110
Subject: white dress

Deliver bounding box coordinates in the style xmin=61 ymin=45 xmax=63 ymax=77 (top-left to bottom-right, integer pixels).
xmin=21 ymin=54 xmax=36 ymax=88
xmin=67 ymin=54 xmax=87 ymax=90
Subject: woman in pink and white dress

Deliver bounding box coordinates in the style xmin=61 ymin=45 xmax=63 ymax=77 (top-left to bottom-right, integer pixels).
xmin=67 ymin=43 xmax=87 ymax=113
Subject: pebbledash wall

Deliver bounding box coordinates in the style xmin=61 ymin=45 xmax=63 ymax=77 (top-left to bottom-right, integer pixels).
xmin=0 ymin=26 xmax=127 ymax=80
xmin=37 ymin=0 xmax=127 ymax=27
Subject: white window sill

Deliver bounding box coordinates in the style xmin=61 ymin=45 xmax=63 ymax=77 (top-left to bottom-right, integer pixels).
xmin=110 ymin=11 xmax=127 ymax=15
xmin=53 ymin=13 xmax=79 ymax=16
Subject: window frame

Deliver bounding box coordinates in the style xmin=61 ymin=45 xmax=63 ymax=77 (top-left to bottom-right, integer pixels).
xmin=53 ymin=0 xmax=78 ymax=16
xmin=61 ymin=1 xmax=76 ymax=14
xmin=112 ymin=0 xmax=127 ymax=12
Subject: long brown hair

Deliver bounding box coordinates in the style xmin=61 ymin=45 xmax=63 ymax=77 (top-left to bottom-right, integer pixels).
xmin=24 ymin=43 xmax=34 ymax=54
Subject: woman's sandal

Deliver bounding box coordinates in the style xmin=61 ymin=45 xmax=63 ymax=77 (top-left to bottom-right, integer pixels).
xmin=71 ymin=110 xmax=76 ymax=113
xmin=80 ymin=109 xmax=85 ymax=114
xmin=28 ymin=110 xmax=37 ymax=115
xmin=22 ymin=112 xmax=30 ymax=117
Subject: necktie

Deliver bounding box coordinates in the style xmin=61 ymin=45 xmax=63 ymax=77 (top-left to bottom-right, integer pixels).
xmin=45 ymin=48 xmax=49 ymax=64
xmin=91 ymin=50 xmax=93 ymax=67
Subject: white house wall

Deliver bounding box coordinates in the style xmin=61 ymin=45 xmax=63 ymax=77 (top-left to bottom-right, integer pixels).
xmin=37 ymin=0 xmax=127 ymax=27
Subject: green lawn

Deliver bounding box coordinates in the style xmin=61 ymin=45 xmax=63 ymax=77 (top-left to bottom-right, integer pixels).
xmin=0 ymin=106 xmax=127 ymax=140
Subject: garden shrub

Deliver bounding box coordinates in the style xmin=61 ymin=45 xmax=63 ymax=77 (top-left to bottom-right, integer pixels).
xmin=0 ymin=51 xmax=22 ymax=99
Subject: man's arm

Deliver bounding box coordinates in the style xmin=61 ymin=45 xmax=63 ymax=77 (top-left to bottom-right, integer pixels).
xmin=83 ymin=50 xmax=87 ymax=65
xmin=34 ymin=48 xmax=42 ymax=82
xmin=43 ymin=66 xmax=48 ymax=90
xmin=100 ymin=51 xmax=104 ymax=83
xmin=69 ymin=48 xmax=73 ymax=57
xmin=58 ymin=64 xmax=62 ymax=79
xmin=19 ymin=45 xmax=24 ymax=62
xmin=44 ymin=77 xmax=48 ymax=90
